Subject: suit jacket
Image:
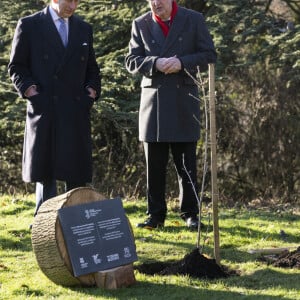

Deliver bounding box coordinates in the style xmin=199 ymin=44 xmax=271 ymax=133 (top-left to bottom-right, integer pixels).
xmin=8 ymin=6 xmax=101 ymax=183
xmin=125 ymin=6 xmax=216 ymax=142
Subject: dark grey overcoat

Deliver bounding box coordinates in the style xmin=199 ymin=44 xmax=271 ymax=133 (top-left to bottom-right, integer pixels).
xmin=125 ymin=6 xmax=216 ymax=142
xmin=8 ymin=6 xmax=101 ymax=183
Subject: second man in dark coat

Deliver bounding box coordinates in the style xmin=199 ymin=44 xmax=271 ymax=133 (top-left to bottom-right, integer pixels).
xmin=125 ymin=0 xmax=216 ymax=230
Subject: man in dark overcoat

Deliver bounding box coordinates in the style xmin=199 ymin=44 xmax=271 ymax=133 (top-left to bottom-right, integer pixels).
xmin=8 ymin=0 xmax=101 ymax=216
xmin=125 ymin=0 xmax=216 ymax=230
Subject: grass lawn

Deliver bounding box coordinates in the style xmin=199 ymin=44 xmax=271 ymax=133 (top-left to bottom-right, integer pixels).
xmin=0 ymin=193 xmax=299 ymax=300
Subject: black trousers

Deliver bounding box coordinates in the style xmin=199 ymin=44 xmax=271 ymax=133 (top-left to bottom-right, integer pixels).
xmin=143 ymin=142 xmax=199 ymax=222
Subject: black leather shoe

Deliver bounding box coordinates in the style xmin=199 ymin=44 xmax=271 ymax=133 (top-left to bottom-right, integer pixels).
xmin=186 ymin=217 xmax=198 ymax=230
xmin=185 ymin=217 xmax=205 ymax=230
xmin=137 ymin=217 xmax=164 ymax=230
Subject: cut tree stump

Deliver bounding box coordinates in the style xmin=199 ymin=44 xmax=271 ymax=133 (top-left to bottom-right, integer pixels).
xmin=31 ymin=187 xmax=136 ymax=288
xmin=94 ymin=264 xmax=136 ymax=289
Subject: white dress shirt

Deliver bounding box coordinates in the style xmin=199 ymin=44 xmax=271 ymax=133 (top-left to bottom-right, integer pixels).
xmin=49 ymin=5 xmax=69 ymax=40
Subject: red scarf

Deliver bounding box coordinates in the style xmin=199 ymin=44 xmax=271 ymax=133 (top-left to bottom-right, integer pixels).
xmin=153 ymin=1 xmax=178 ymax=36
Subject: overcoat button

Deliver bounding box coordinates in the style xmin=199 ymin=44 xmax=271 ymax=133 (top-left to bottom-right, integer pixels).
xmin=81 ymin=56 xmax=85 ymax=61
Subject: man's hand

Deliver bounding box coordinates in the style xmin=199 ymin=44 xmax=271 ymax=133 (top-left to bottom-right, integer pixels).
xmin=24 ymin=85 xmax=38 ymax=98
xmin=156 ymin=56 xmax=182 ymax=74
xmin=87 ymin=87 xmax=96 ymax=99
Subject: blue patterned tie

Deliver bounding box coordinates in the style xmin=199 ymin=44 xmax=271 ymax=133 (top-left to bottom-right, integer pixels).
xmin=58 ymin=18 xmax=68 ymax=47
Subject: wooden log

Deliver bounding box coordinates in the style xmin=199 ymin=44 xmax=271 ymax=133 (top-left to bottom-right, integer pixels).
xmin=31 ymin=187 xmax=136 ymax=287
xmin=94 ymin=264 xmax=136 ymax=289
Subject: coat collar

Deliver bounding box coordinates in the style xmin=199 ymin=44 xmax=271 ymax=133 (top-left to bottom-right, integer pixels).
xmin=145 ymin=7 xmax=188 ymax=56
xmin=40 ymin=6 xmax=79 ymax=72
xmin=41 ymin=7 xmax=65 ymax=54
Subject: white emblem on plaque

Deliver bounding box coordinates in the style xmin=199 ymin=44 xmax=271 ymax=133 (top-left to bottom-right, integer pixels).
xmin=92 ymin=254 xmax=102 ymax=264
xmin=124 ymin=247 xmax=131 ymax=258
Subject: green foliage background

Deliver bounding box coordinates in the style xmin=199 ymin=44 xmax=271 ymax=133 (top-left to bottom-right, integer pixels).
xmin=0 ymin=0 xmax=299 ymax=203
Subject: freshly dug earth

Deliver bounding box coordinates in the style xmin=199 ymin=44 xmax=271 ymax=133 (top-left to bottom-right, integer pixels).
xmin=272 ymin=247 xmax=300 ymax=269
xmin=135 ymin=248 xmax=234 ymax=279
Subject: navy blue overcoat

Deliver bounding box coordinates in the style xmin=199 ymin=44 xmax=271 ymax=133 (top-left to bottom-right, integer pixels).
xmin=8 ymin=6 xmax=101 ymax=183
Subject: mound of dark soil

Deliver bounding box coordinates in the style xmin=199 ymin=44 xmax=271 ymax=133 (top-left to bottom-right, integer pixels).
xmin=135 ymin=248 xmax=235 ymax=279
xmin=272 ymin=247 xmax=300 ymax=269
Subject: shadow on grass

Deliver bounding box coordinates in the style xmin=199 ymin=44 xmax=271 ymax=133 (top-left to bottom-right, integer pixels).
xmin=220 ymin=209 xmax=299 ymax=223
xmin=10 ymin=269 xmax=297 ymax=300
xmin=220 ymin=224 xmax=299 ymax=244
xmin=220 ymin=247 xmax=275 ymax=264
xmin=225 ymin=267 xmax=300 ymax=291
xmin=71 ymin=280 xmax=288 ymax=300
xmin=133 ymin=221 xmax=299 ymax=263
xmin=0 ymin=200 xmax=34 ymax=216
xmin=124 ymin=202 xmax=146 ymax=215
xmin=133 ymin=227 xmax=269 ymax=265
xmin=12 ymin=284 xmax=44 ymax=298
xmin=0 ymin=230 xmax=32 ymax=252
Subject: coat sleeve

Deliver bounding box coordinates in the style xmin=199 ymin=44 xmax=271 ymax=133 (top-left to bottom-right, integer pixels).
xmin=8 ymin=18 xmax=37 ymax=98
xmin=84 ymin=24 xmax=101 ymax=100
xmin=179 ymin=13 xmax=217 ymax=72
xmin=125 ymin=19 xmax=158 ymax=78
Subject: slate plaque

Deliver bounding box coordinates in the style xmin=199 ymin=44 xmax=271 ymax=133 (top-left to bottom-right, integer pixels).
xmin=58 ymin=198 xmax=138 ymax=277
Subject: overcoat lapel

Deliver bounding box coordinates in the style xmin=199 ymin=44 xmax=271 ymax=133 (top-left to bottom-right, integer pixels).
xmin=145 ymin=16 xmax=166 ymax=50
xmin=39 ymin=6 xmax=76 ymax=75
xmin=144 ymin=8 xmax=188 ymax=57
xmin=40 ymin=7 xmax=66 ymax=58
xmin=160 ymin=8 xmax=188 ymax=56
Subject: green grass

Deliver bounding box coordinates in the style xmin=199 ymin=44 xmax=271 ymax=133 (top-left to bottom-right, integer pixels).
xmin=0 ymin=194 xmax=299 ymax=300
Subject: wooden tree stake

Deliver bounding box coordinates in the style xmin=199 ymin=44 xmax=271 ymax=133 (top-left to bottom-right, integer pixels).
xmin=209 ymin=64 xmax=221 ymax=265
